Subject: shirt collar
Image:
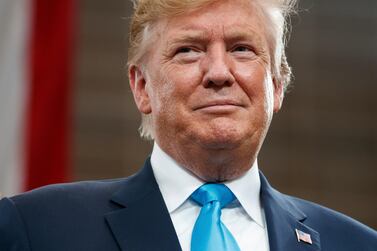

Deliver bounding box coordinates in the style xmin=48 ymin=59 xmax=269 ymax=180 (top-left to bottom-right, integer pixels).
xmin=151 ymin=142 xmax=203 ymax=214
xmin=224 ymin=161 xmax=265 ymax=228
xmin=150 ymin=142 xmax=264 ymax=228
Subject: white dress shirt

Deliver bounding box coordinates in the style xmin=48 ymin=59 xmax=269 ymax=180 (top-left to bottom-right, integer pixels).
xmin=150 ymin=143 xmax=270 ymax=251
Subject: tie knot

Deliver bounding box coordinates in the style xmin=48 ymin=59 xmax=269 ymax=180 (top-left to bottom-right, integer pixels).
xmin=191 ymin=183 xmax=235 ymax=208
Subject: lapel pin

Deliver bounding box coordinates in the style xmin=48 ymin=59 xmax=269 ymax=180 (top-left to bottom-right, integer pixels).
xmin=295 ymin=229 xmax=313 ymax=245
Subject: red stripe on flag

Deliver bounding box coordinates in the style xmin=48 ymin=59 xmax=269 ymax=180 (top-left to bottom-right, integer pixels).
xmin=25 ymin=0 xmax=75 ymax=190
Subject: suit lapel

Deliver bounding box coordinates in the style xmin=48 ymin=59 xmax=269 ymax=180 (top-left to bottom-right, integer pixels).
xmin=104 ymin=159 xmax=321 ymax=251
xmin=260 ymin=172 xmax=321 ymax=251
xmin=105 ymin=158 xmax=182 ymax=251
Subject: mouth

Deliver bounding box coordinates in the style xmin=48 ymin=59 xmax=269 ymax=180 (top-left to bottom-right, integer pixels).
xmin=193 ymin=99 xmax=244 ymax=113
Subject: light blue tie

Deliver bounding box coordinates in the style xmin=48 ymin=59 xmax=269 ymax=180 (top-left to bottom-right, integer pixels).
xmin=190 ymin=183 xmax=241 ymax=251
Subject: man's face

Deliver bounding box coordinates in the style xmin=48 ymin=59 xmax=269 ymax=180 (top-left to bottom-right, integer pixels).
xmin=130 ymin=0 xmax=283 ymax=179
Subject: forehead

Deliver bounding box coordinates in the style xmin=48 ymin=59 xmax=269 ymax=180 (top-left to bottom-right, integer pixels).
xmin=155 ymin=0 xmax=267 ymax=42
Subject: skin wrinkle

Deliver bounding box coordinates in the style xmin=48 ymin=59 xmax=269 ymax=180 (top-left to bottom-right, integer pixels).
xmin=129 ymin=0 xmax=283 ymax=182
xmin=130 ymin=0 xmax=295 ymax=139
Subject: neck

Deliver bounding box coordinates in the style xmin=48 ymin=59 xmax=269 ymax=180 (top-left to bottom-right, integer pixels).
xmin=156 ymin=139 xmax=258 ymax=182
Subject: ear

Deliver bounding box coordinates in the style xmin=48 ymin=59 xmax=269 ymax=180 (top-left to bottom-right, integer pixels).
xmin=129 ymin=65 xmax=152 ymax=114
xmin=272 ymin=78 xmax=284 ymax=113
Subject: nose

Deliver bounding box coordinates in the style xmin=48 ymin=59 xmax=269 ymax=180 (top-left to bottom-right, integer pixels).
xmin=202 ymin=45 xmax=235 ymax=88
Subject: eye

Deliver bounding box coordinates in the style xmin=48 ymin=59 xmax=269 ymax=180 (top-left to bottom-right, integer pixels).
xmin=176 ymin=47 xmax=194 ymax=54
xmin=230 ymin=45 xmax=257 ymax=59
xmin=232 ymin=45 xmax=253 ymax=52
xmin=173 ymin=46 xmax=202 ymax=63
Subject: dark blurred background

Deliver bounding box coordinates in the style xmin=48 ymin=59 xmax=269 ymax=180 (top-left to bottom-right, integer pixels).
xmin=73 ymin=0 xmax=377 ymax=229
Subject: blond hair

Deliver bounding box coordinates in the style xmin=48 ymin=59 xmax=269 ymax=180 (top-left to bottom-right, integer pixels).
xmin=128 ymin=0 xmax=298 ymax=139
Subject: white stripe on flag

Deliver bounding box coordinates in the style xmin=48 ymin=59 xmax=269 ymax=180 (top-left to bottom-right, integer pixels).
xmin=0 ymin=0 xmax=32 ymax=196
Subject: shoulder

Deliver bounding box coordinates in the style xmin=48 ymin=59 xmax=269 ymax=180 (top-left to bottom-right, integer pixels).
xmin=260 ymin=171 xmax=377 ymax=249
xmin=11 ymin=178 xmax=125 ymax=203
xmin=3 ymin=177 xmax=130 ymax=214
xmin=0 ymin=178 xmax=133 ymax=228
xmin=0 ymin=178 xmax=133 ymax=250
xmin=284 ymin=193 xmax=377 ymax=249
xmin=0 ymin=196 xmax=31 ymax=250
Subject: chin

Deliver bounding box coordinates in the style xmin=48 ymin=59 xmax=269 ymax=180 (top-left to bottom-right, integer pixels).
xmin=193 ymin=162 xmax=248 ymax=182
xmin=195 ymin=123 xmax=247 ymax=150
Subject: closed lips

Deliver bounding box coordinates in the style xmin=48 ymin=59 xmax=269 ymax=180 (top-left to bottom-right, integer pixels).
xmin=193 ymin=100 xmax=244 ymax=110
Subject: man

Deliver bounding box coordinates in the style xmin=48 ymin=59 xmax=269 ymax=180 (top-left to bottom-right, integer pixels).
xmin=0 ymin=0 xmax=376 ymax=250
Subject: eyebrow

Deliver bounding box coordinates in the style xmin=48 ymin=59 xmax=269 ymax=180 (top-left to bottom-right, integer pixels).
xmin=223 ymin=27 xmax=265 ymax=46
xmin=166 ymin=25 xmax=266 ymax=48
xmin=166 ymin=30 xmax=209 ymax=48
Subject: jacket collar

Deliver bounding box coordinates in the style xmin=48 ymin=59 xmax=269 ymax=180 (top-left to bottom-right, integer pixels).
xmin=105 ymin=158 xmax=182 ymax=251
xmin=105 ymin=158 xmax=321 ymax=251
xmin=260 ymin=172 xmax=321 ymax=251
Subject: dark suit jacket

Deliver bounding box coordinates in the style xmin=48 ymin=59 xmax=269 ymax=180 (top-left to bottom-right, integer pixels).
xmin=1 ymin=158 xmax=376 ymax=251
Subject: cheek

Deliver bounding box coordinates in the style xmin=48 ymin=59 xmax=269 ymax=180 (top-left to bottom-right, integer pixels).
xmin=234 ymin=62 xmax=275 ymax=124
xmin=150 ymin=63 xmax=202 ymax=112
xmin=171 ymin=62 xmax=203 ymax=85
xmin=164 ymin=64 xmax=202 ymax=98
xmin=233 ymin=62 xmax=269 ymax=102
